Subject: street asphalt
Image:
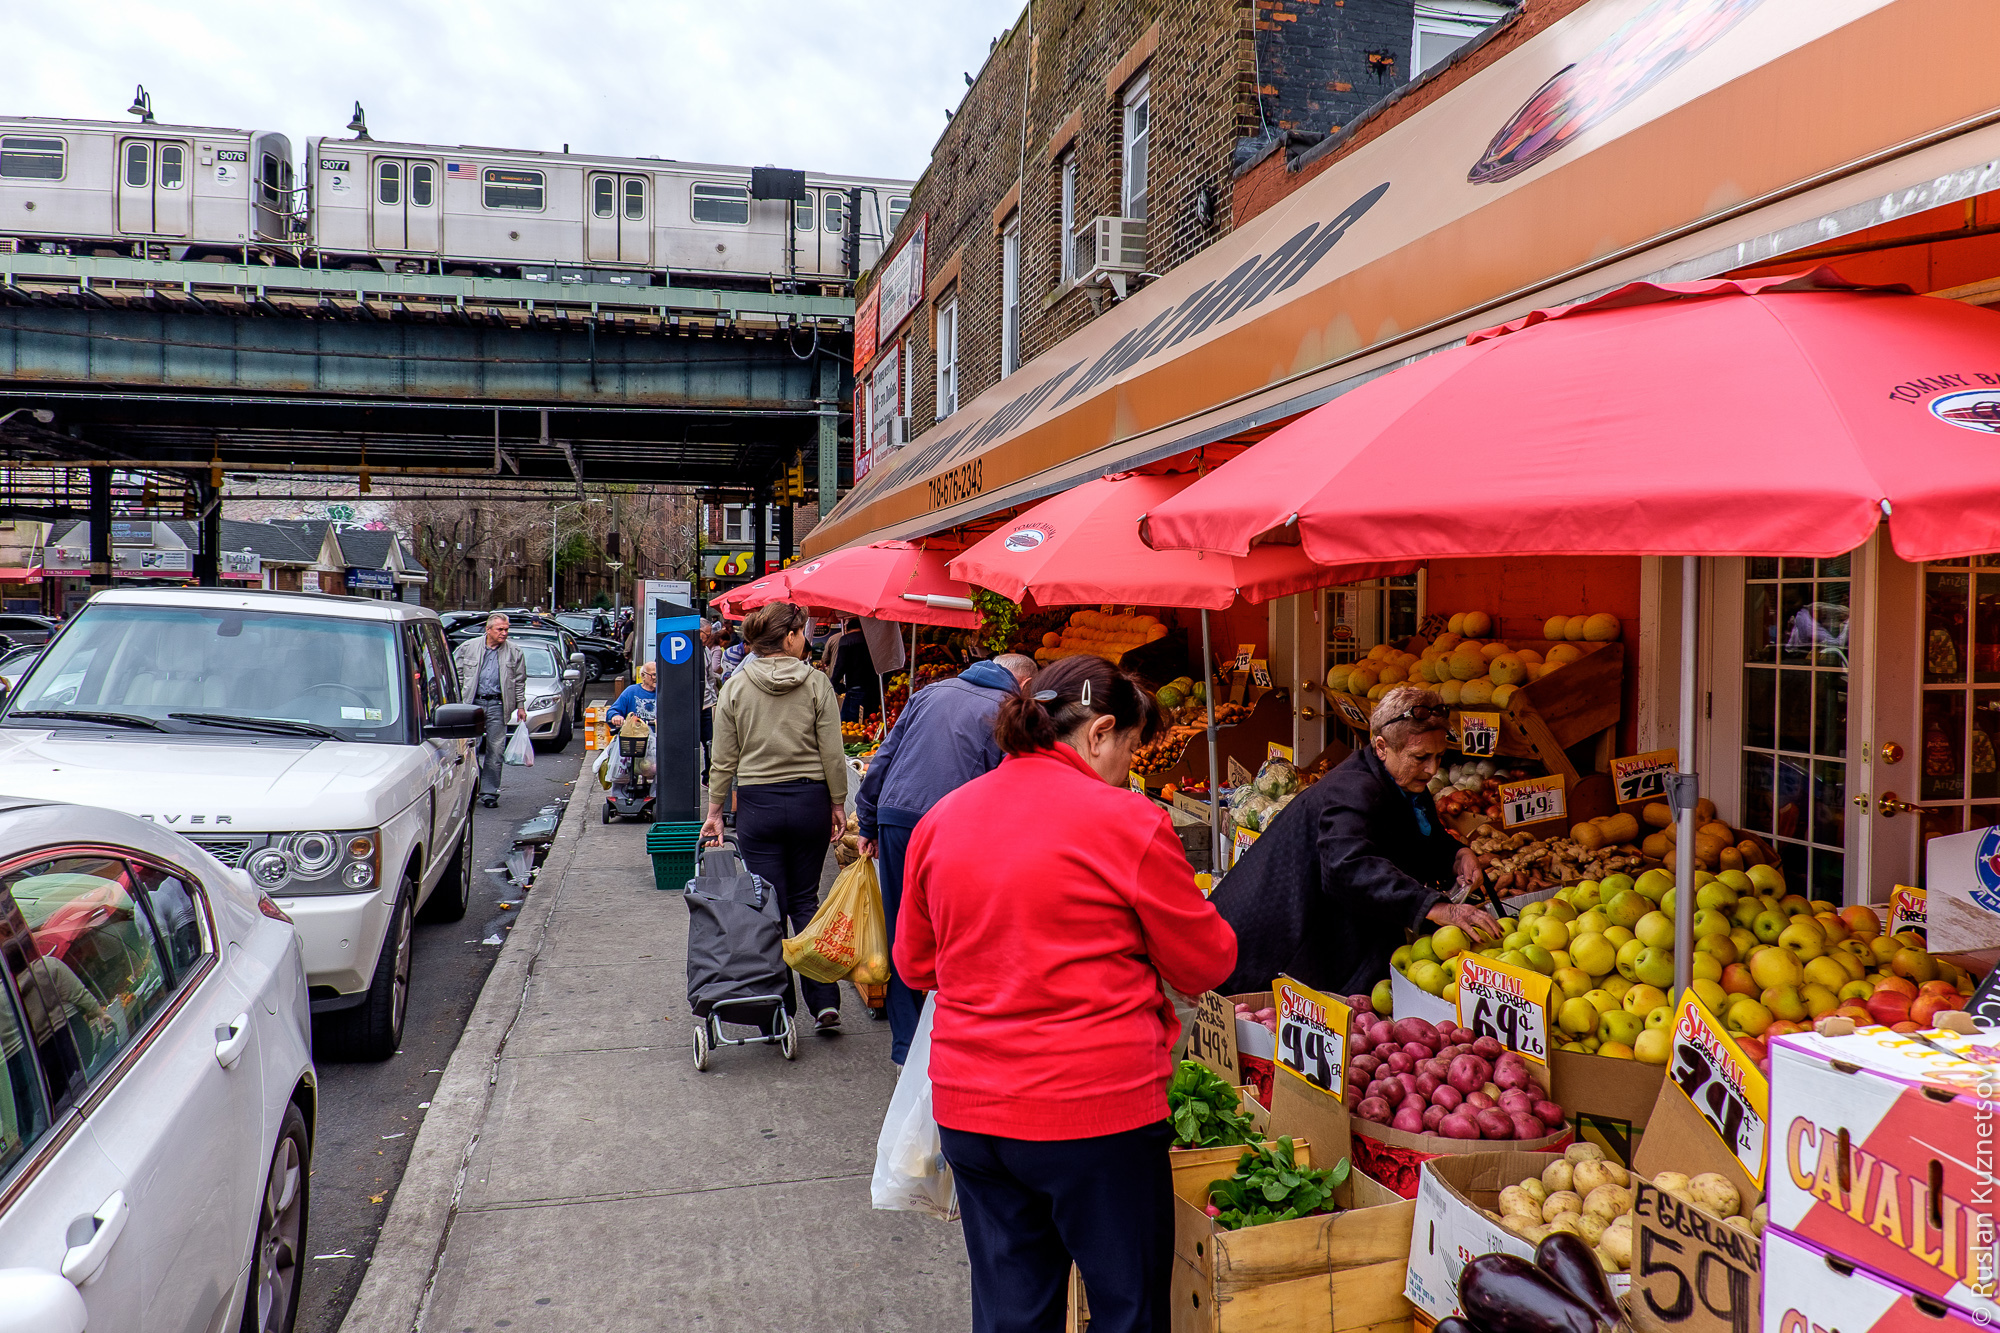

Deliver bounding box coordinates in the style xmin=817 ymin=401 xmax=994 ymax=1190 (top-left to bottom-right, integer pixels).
xmin=297 ymin=698 xmax=599 ymax=1333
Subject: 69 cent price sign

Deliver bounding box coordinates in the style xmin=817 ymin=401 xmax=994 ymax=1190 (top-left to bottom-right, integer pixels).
xmin=1455 ymin=953 xmax=1552 ymax=1063
xmin=1273 ymin=976 xmax=1351 ymax=1094
xmin=1666 ymin=990 xmax=1769 ymax=1186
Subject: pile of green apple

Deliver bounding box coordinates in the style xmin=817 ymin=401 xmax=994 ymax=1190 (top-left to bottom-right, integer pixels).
xmin=1388 ymin=863 xmax=1973 ymax=1067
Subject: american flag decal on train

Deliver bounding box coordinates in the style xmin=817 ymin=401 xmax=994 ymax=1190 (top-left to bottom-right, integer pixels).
xmin=446 ymin=162 xmax=472 ymax=177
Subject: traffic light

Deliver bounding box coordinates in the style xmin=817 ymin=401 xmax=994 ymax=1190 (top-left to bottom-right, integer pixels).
xmin=842 ymin=187 xmax=862 ymax=277
xmin=777 ymin=454 xmax=808 ymax=504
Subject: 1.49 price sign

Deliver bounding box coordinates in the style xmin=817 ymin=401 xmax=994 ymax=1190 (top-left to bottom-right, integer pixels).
xmin=1666 ymin=991 xmax=1769 ymax=1186
xmin=1499 ymin=774 xmax=1566 ymax=828
xmin=1455 ymin=953 xmax=1552 ymax=1063
xmin=1272 ymin=976 xmax=1351 ymax=1094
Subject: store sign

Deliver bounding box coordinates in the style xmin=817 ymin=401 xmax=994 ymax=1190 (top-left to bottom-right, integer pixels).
xmin=43 ymin=545 xmax=87 ymax=573
xmin=121 ymin=549 xmax=189 ymax=573
xmin=345 ymin=567 xmax=396 ymax=591
xmin=1612 ymin=748 xmax=1681 ymax=804
xmin=853 ymin=283 xmax=880 ymax=374
xmin=866 ymin=344 xmax=901 ymax=478
xmin=1231 ymin=824 xmax=1259 ymax=861
xmin=1499 ymin=774 xmax=1565 ymax=827
xmin=1888 ymin=884 xmax=1926 ymax=938
xmin=1666 ymin=990 xmax=1768 ymax=1187
xmin=1455 ymin=953 xmax=1551 ymax=1064
xmin=1234 ymin=644 xmax=1254 ymax=672
xmin=873 ymin=215 xmax=926 ymax=341
xmin=1333 ymin=692 xmax=1371 ymax=728
xmin=1456 ymin=710 xmax=1500 ymax=758
xmin=1272 ymin=976 xmax=1350 ymax=1094
xmin=220 ymin=551 xmax=261 ymax=577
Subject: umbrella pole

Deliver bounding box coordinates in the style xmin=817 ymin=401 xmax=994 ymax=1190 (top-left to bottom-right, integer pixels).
xmin=1673 ymin=556 xmax=1699 ymax=1001
xmin=1203 ymin=608 xmax=1223 ymax=875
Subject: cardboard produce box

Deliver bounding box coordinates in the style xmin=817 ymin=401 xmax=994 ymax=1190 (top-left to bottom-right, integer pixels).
xmin=1546 ymin=1049 xmax=1666 ymax=1167
xmin=1767 ymin=1025 xmax=2000 ymax=1321
xmin=1763 ymin=1227 xmax=1984 ymax=1333
xmin=1351 ymin=1058 xmax=1572 ymax=1200
xmin=1403 ymin=1150 xmax=1568 ymax=1323
xmin=1172 ymin=1076 xmax=1416 ymax=1333
xmin=1390 ymin=968 xmax=1457 ymax=1029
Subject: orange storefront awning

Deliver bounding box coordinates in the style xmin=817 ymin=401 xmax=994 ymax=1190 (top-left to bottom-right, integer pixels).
xmin=806 ymin=0 xmax=2000 ymax=557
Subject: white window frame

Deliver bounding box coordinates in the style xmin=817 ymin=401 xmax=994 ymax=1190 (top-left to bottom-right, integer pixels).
xmin=1000 ymin=214 xmax=1021 ymax=379
xmin=1121 ymin=73 xmax=1151 ymax=223
xmin=1058 ymin=152 xmax=1077 ymax=283
xmin=889 ymin=196 xmax=911 ymax=233
xmin=935 ymin=298 xmax=959 ymax=419
xmin=482 ymin=167 xmax=546 ymax=212
xmin=0 ymin=135 xmax=65 ymax=181
xmin=691 ymin=182 xmax=751 ymax=226
xmin=720 ymin=504 xmax=777 ymax=546
xmin=1412 ymin=0 xmax=1511 ymax=75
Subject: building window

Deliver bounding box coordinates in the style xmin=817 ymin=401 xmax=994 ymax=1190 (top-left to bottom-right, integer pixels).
xmin=1000 ymin=215 xmax=1020 ymax=379
xmin=1058 ymin=152 xmax=1077 ymax=283
xmin=1412 ymin=0 xmax=1512 ymax=75
xmin=378 ymin=160 xmax=401 ymax=206
xmin=935 ymin=298 xmax=958 ymax=419
xmin=889 ymin=195 xmax=910 ymax=233
xmin=693 ymin=182 xmax=750 ymax=225
xmin=720 ymin=505 xmax=777 ymax=545
xmin=410 ymin=162 xmax=433 ymax=207
xmin=1121 ymin=73 xmax=1150 ymax=222
xmin=592 ymin=176 xmax=614 ymax=217
xmin=0 ymin=136 xmax=64 ymax=180
xmin=482 ymin=167 xmax=545 ymax=210
xmin=823 ymin=190 xmax=846 ymax=235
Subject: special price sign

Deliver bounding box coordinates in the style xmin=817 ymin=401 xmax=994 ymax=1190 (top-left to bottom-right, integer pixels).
xmin=1611 ymin=749 xmax=1680 ymax=804
xmin=1456 ymin=710 xmax=1501 ymax=759
xmin=1455 ymin=953 xmax=1552 ymax=1063
xmin=1889 ymin=884 xmax=1927 ymax=939
xmin=1500 ymin=774 xmax=1567 ymax=828
xmin=1273 ymin=976 xmax=1351 ymax=1094
xmin=1666 ymin=990 xmax=1769 ymax=1186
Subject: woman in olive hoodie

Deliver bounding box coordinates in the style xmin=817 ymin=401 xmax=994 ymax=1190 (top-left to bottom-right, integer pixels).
xmin=703 ymin=600 xmax=850 ymax=1029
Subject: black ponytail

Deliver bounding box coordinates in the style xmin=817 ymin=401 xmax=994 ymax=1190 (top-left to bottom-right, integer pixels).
xmin=993 ymin=654 xmax=1162 ymax=757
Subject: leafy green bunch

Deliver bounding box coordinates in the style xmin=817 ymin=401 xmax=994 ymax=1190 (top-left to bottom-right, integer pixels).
xmin=1168 ymin=1060 xmax=1262 ymax=1149
xmin=970 ymin=588 xmax=1020 ymax=655
xmin=1206 ymin=1138 xmax=1350 ymax=1231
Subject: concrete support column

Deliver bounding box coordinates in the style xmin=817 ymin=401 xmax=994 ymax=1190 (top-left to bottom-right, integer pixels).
xmin=817 ymin=356 xmax=840 ymax=516
xmin=88 ymin=467 xmax=111 ymax=588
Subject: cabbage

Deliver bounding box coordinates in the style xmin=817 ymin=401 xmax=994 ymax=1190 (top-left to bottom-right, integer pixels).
xmin=1254 ymin=759 xmax=1299 ymax=800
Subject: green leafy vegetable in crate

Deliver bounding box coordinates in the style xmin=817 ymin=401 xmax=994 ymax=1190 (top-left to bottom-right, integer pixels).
xmin=1204 ymin=1137 xmax=1349 ymax=1230
xmin=1167 ymin=1060 xmax=1262 ymax=1149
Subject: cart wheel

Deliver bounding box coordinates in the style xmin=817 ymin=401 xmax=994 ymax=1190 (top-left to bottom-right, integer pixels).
xmin=692 ymin=1021 xmax=711 ymax=1072
xmin=779 ymin=1016 xmax=798 ymax=1061
xmin=640 ymin=801 xmax=655 ymax=824
xmin=602 ymin=801 xmax=613 ymax=824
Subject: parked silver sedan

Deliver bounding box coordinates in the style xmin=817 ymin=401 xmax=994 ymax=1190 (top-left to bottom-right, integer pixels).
xmin=512 ymin=634 xmax=584 ymax=752
xmin=0 ymin=801 xmax=315 ymax=1333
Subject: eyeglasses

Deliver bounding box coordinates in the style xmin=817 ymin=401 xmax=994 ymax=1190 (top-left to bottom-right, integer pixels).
xmin=1380 ymin=704 xmax=1450 ymax=728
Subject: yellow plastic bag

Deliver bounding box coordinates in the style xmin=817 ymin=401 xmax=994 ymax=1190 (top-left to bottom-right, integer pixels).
xmin=783 ymin=857 xmax=889 ymax=984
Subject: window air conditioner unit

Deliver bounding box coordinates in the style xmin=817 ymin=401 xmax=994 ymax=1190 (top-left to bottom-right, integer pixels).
xmin=1076 ymin=216 xmax=1148 ymax=299
xmin=889 ymin=416 xmax=912 ymax=448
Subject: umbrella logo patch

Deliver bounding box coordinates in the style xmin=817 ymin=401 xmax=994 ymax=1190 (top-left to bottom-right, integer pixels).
xmin=1972 ymin=826 xmax=2000 ymax=916
xmin=1928 ymin=389 xmax=2000 ymax=434
xmin=1002 ymin=525 xmax=1053 ymax=552
xmin=796 ymin=561 xmax=823 ymax=575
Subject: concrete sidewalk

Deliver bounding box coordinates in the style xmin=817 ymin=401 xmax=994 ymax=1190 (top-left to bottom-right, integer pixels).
xmin=339 ymin=765 xmax=971 ymax=1332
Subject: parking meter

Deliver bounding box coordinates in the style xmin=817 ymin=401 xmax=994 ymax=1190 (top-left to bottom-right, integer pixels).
xmin=653 ymin=600 xmax=703 ymax=821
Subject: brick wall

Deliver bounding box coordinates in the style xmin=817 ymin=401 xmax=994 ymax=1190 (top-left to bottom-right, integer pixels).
xmin=1255 ymin=0 xmax=1422 ymax=137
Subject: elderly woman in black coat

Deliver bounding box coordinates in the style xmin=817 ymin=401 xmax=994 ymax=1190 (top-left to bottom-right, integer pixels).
xmin=1213 ymin=684 xmax=1499 ymax=995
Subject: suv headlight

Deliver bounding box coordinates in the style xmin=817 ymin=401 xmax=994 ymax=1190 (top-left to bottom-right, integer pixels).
xmin=232 ymin=829 xmax=381 ymax=895
xmin=527 ymin=693 xmax=562 ymax=712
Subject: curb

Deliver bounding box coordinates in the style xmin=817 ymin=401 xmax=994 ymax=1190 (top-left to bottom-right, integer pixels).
xmin=336 ymin=763 xmax=602 ymax=1333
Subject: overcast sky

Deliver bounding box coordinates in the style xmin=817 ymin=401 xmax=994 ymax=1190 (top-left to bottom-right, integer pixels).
xmin=11 ymin=1 xmax=1025 ymax=182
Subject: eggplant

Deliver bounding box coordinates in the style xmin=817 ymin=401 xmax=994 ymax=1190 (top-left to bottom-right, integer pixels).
xmin=1457 ymin=1253 xmax=1602 ymax=1333
xmin=1433 ymin=1319 xmax=1483 ymax=1333
xmin=1536 ymin=1232 xmax=1622 ymax=1327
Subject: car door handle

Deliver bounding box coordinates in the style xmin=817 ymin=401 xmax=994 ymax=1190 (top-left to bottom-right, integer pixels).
xmin=214 ymin=1012 xmax=252 ymax=1069
xmin=60 ymin=1191 xmax=128 ymax=1286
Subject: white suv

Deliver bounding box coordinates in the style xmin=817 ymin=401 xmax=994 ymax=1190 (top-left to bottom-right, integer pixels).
xmin=0 ymin=588 xmax=484 ymax=1060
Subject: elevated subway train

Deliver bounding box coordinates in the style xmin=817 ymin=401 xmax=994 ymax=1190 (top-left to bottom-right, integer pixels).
xmin=0 ymin=115 xmax=911 ymax=289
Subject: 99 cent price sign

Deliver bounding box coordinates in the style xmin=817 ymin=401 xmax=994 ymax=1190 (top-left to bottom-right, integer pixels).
xmin=1273 ymin=976 xmax=1351 ymax=1094
xmin=1455 ymin=953 xmax=1552 ymax=1063
xmin=1455 ymin=710 xmax=1501 ymax=759
xmin=1665 ymin=990 xmax=1769 ymax=1186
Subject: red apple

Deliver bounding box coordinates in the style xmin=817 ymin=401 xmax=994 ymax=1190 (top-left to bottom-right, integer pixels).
xmin=1735 ymin=1036 xmax=1768 ymax=1064
xmin=1831 ymin=1004 xmax=1875 ymax=1026
xmin=1911 ymin=993 xmax=1968 ymax=1027
xmin=1891 ymin=1020 xmax=1922 ymax=1033
xmin=1865 ymin=991 xmax=1913 ymax=1027
xmin=1873 ymin=976 xmax=1918 ymax=1001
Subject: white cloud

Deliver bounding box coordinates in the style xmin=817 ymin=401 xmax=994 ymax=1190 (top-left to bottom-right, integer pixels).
xmin=7 ymin=0 xmax=1025 ymax=181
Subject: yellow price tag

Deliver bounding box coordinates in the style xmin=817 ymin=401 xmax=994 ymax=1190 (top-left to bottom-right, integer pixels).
xmin=1499 ymin=774 xmax=1566 ymax=827
xmin=1667 ymin=989 xmax=1770 ymax=1187
xmin=1610 ymin=748 xmax=1680 ymax=804
xmin=1272 ymin=976 xmax=1351 ymax=1094
xmin=1454 ymin=953 xmax=1553 ymax=1064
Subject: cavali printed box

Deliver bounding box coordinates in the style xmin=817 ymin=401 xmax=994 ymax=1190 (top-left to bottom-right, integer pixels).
xmin=1764 ymin=1228 xmax=1983 ymax=1333
xmin=1767 ymin=1026 xmax=2000 ymax=1319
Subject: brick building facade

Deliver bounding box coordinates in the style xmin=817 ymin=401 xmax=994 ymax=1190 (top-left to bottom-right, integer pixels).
xmin=856 ymin=0 xmax=1515 ymax=460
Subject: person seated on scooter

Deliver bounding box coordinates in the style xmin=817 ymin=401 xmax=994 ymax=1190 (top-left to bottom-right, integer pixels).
xmin=606 ymin=661 xmax=658 ymax=802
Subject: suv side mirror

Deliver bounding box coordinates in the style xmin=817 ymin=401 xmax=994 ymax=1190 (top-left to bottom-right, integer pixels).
xmin=562 ymin=669 xmax=581 ymax=684
xmin=426 ymin=702 xmax=487 ymax=739
xmin=570 ymin=652 xmax=586 ymax=667
xmin=0 ymin=1270 xmax=86 ymax=1333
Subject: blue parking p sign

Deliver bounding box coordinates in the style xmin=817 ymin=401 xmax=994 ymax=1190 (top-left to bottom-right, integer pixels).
xmin=664 ymin=631 xmax=695 ymax=666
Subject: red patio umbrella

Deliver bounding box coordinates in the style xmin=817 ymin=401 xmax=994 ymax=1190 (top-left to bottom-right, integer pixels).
xmin=711 ymin=570 xmax=792 ymax=621
xmin=1139 ymin=270 xmax=2000 ymax=565
xmin=782 ymin=540 xmax=980 ymax=630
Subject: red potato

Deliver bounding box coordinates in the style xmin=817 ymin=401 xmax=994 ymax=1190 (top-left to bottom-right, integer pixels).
xmin=1432 ymin=1083 xmax=1463 ymax=1111
xmin=1344 ymin=1084 xmax=1361 ymax=1110
xmin=1419 ymin=1057 xmax=1452 ymax=1082
xmin=1509 ymin=1111 xmax=1547 ymax=1140
xmin=1471 ymin=1035 xmax=1504 ymax=1061
xmin=1256 ymin=1009 xmax=1276 ymax=1023
xmin=1356 ymin=1097 xmax=1393 ymax=1123
xmin=1347 ymin=994 xmax=1375 ymax=1015
xmin=1533 ymin=1100 xmax=1566 ymax=1129
xmin=1423 ymin=1105 xmax=1449 ymax=1131
xmin=1447 ymin=1054 xmax=1492 ymax=1094
xmin=1415 ymin=1072 xmax=1442 ymax=1100
xmin=1465 ymin=1091 xmax=1496 ymax=1112
xmin=1398 ymin=1094 xmax=1428 ymax=1117
xmin=1261 ymin=1017 xmax=1277 ymax=1034
xmin=1387 ymin=1073 xmax=1418 ymax=1102
xmin=1494 ymin=1061 xmax=1534 ymax=1093
xmin=1385 ymin=1051 xmax=1414 ymax=1075
xmin=1392 ymin=1018 xmax=1440 ymax=1048
xmin=1392 ymin=1106 xmax=1427 ymax=1133
xmin=1439 ymin=1112 xmax=1483 ymax=1139
xmin=1348 ymin=1030 xmax=1373 ymax=1057
xmin=1476 ymin=1108 xmax=1516 ymax=1140
xmin=1402 ymin=1041 xmax=1435 ymax=1062
xmin=1349 ymin=1054 xmax=1381 ymax=1079
xmin=1498 ymin=1089 xmax=1535 ymax=1116
xmin=1367 ymin=1020 xmax=1395 ymax=1048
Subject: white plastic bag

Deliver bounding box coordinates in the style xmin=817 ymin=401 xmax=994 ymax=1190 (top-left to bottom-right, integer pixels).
xmin=504 ymin=721 xmax=534 ymax=766
xmin=870 ymin=999 xmax=958 ymax=1220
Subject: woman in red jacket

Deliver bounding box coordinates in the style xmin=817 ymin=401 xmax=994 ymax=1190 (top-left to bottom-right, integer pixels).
xmin=897 ymin=655 xmax=1238 ymax=1333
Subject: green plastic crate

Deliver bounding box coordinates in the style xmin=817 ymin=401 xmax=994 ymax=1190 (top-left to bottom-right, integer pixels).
xmin=647 ymin=821 xmax=703 ymax=892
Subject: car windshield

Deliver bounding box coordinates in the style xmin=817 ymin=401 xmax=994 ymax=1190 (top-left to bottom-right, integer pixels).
xmin=0 ymin=646 xmax=38 ymax=688
xmin=555 ymin=614 xmax=594 ymax=634
xmin=517 ymin=642 xmax=559 ymax=679
xmin=5 ymin=603 xmax=405 ymax=742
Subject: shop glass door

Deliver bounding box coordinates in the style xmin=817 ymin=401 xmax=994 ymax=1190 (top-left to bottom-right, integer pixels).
xmin=1909 ymin=558 xmax=2000 ymax=871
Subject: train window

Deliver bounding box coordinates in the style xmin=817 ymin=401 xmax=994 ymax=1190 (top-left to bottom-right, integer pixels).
xmin=377 ymin=161 xmax=400 ymax=206
xmin=0 ymin=137 xmax=65 ymax=181
xmin=889 ymin=196 xmax=910 ymax=232
xmin=624 ymin=178 xmax=645 ymax=220
xmin=159 ymin=145 xmax=184 ymax=190
xmin=410 ymin=163 xmax=433 ymax=207
xmin=692 ymin=182 xmax=749 ymax=225
xmin=260 ymin=152 xmax=279 ymax=204
xmin=124 ymin=141 xmax=149 ymax=188
xmin=592 ymin=177 xmax=614 ymax=218
xmin=822 ymin=190 xmax=845 ymax=235
xmin=483 ymin=168 xmax=545 ymax=211
xmin=793 ymin=195 xmax=813 ymax=231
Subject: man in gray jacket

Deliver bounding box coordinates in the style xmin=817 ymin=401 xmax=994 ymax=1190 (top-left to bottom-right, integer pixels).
xmin=453 ymin=612 xmax=528 ymax=808
xmin=855 ymin=652 xmax=1037 ymax=1062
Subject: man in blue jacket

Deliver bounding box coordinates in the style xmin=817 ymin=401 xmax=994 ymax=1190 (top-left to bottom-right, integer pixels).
xmin=857 ymin=652 xmax=1037 ymax=1063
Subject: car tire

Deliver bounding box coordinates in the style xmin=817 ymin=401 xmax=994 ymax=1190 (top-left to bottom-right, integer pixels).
xmin=418 ymin=805 xmax=474 ymax=924
xmin=316 ymin=878 xmax=412 ymax=1062
xmin=239 ymin=1100 xmax=310 ymax=1333
xmin=586 ymin=660 xmax=603 ymax=683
